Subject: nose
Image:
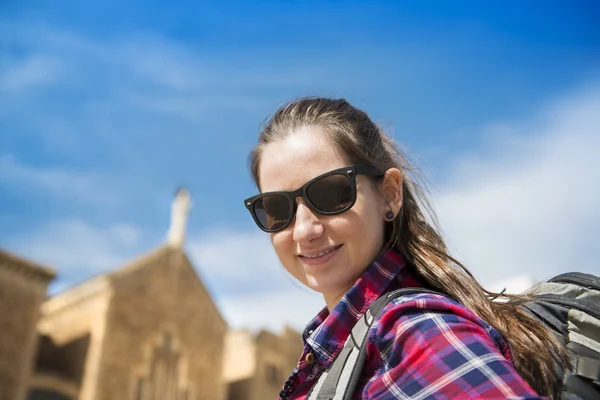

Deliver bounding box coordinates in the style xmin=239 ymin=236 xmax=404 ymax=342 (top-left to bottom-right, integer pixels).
xmin=292 ymin=200 xmax=324 ymax=245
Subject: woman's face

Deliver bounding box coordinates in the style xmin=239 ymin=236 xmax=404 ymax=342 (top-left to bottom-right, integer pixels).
xmin=258 ymin=127 xmax=389 ymax=307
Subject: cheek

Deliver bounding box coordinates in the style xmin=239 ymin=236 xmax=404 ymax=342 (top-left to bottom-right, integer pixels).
xmin=271 ymin=230 xmax=309 ymax=284
xmin=270 ymin=231 xmax=293 ymax=263
xmin=347 ymin=202 xmax=385 ymax=248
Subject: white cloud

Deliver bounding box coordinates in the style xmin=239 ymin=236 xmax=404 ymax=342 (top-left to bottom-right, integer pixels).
xmin=0 ymin=154 xmax=121 ymax=207
xmin=219 ymin=289 xmax=323 ymax=332
xmin=1 ymin=22 xmax=329 ymax=117
xmin=435 ymin=82 xmax=600 ymax=290
xmin=487 ymin=276 xmax=536 ymax=295
xmin=189 ymin=230 xmax=279 ymax=280
xmin=0 ymin=21 xmax=324 ymax=185
xmin=187 ymin=230 xmax=305 ymax=296
xmin=0 ymin=55 xmax=63 ymax=91
xmin=5 ymin=219 xmax=145 ymax=292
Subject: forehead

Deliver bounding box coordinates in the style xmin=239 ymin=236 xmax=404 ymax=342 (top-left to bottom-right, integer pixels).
xmin=259 ymin=127 xmax=350 ymax=192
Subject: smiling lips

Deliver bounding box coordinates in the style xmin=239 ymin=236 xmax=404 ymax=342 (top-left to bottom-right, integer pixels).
xmin=298 ymin=245 xmax=343 ymax=264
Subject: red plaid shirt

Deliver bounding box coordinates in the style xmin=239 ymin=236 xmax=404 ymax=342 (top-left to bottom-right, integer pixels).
xmin=278 ymin=250 xmax=544 ymax=399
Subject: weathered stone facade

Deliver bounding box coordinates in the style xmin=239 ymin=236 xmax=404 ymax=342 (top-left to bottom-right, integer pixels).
xmin=26 ymin=246 xmax=228 ymax=400
xmin=0 ymin=249 xmax=55 ymax=400
xmin=0 ymin=245 xmax=304 ymax=400
xmin=33 ymin=275 xmax=111 ymax=400
xmin=98 ymin=248 xmax=227 ymax=400
xmin=223 ymin=328 xmax=302 ymax=400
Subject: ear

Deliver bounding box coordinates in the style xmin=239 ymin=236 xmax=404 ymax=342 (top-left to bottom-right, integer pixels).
xmin=378 ymin=168 xmax=403 ymax=217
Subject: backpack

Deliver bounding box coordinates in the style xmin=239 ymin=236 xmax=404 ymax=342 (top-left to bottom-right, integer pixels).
xmin=306 ymin=273 xmax=600 ymax=400
xmin=522 ymin=272 xmax=600 ymax=399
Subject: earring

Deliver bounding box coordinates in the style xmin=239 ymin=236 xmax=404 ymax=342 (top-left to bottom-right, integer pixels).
xmin=385 ymin=210 xmax=394 ymax=221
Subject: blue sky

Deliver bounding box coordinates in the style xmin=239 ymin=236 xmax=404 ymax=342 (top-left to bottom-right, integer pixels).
xmin=2 ymin=1 xmax=599 ymax=330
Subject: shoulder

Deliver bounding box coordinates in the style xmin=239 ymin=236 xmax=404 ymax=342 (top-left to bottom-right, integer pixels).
xmin=373 ymin=291 xmax=483 ymax=329
xmin=374 ymin=291 xmax=499 ymax=335
xmin=361 ymin=293 xmax=543 ymax=399
xmin=367 ymin=292 xmax=511 ymax=364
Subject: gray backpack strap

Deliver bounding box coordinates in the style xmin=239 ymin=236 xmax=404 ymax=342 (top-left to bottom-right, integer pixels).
xmin=307 ymin=288 xmax=441 ymax=400
xmin=306 ymin=307 xmax=376 ymax=400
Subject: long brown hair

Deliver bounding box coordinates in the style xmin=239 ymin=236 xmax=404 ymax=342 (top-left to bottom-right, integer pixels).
xmin=249 ymin=97 xmax=566 ymax=398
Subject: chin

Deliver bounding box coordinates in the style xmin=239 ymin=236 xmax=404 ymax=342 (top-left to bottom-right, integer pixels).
xmin=305 ymin=278 xmax=331 ymax=294
xmin=306 ymin=277 xmax=350 ymax=296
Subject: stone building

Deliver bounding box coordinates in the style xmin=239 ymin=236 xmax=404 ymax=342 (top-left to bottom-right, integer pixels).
xmin=0 ymin=189 xmax=304 ymax=400
xmin=223 ymin=328 xmax=302 ymax=400
xmin=0 ymin=249 xmax=55 ymax=400
xmin=29 ymin=244 xmax=228 ymax=400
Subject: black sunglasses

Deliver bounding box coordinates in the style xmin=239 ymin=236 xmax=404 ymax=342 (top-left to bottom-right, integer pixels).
xmin=244 ymin=165 xmax=384 ymax=232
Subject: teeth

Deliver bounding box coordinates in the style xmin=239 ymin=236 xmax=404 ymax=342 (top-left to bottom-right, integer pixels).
xmin=305 ymin=247 xmax=336 ymax=258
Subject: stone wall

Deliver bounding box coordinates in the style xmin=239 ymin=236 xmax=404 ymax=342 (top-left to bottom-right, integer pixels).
xmin=281 ymin=327 xmax=304 ymax=375
xmin=250 ymin=329 xmax=302 ymax=400
xmin=0 ymin=250 xmax=54 ymax=400
xmin=34 ymin=278 xmax=112 ymax=400
xmin=222 ymin=330 xmax=256 ymax=383
xmin=96 ymin=248 xmax=228 ymax=400
xmin=223 ymin=327 xmax=303 ymax=400
xmin=2 ymin=245 xmax=304 ymax=400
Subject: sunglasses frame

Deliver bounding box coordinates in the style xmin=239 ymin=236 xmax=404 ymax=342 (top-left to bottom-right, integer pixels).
xmin=244 ymin=165 xmax=384 ymax=233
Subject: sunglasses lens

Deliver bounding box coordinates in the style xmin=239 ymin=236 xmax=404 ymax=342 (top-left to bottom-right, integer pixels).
xmin=307 ymin=173 xmax=354 ymax=213
xmin=253 ymin=194 xmax=291 ymax=231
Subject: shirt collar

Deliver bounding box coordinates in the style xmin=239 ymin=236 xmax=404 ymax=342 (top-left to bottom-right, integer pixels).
xmin=301 ymin=249 xmax=407 ymax=369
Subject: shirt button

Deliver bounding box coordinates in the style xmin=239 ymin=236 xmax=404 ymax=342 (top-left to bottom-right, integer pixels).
xmin=305 ymin=352 xmax=316 ymax=364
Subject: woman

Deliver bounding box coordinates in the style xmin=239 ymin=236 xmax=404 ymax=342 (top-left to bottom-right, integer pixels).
xmin=243 ymin=98 xmax=564 ymax=399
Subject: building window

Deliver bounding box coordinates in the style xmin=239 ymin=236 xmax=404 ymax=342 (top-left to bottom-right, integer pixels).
xmin=266 ymin=363 xmax=281 ymax=386
xmin=28 ymin=389 xmax=74 ymax=400
xmin=135 ymin=332 xmax=191 ymax=400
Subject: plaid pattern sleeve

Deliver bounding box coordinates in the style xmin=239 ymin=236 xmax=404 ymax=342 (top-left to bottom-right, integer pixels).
xmin=363 ymin=293 xmax=544 ymax=399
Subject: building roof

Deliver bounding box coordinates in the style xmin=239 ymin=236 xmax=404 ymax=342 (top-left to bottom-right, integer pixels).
xmin=0 ymin=248 xmax=56 ymax=282
xmin=40 ymin=244 xmax=227 ymax=326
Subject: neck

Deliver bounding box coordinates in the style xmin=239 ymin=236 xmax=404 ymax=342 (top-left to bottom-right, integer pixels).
xmin=324 ymin=285 xmax=353 ymax=312
xmin=323 ymin=250 xmax=394 ymax=311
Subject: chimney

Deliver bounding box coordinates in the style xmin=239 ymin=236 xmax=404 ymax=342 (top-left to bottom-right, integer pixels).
xmin=167 ymin=187 xmax=192 ymax=249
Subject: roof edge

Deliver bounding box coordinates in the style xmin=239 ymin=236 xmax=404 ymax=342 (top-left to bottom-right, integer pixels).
xmin=0 ymin=248 xmax=56 ymax=281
